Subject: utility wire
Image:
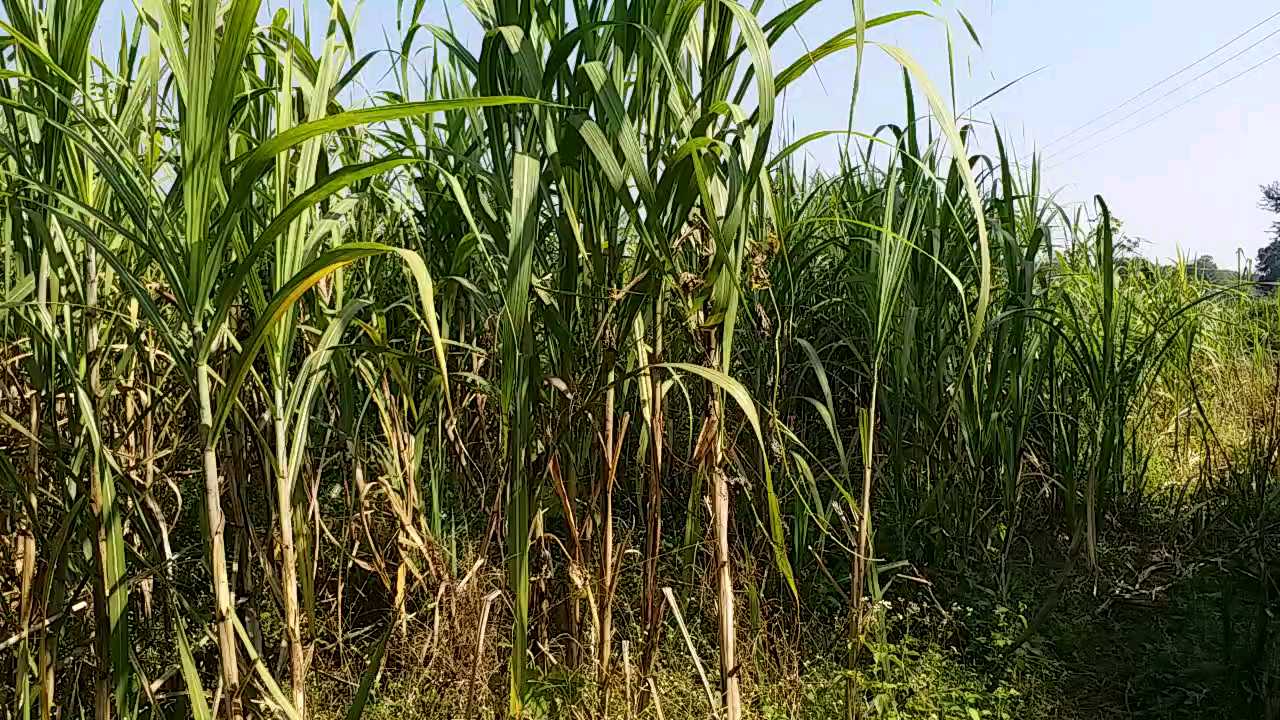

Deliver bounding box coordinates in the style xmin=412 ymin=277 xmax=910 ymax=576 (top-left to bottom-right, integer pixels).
xmin=1043 ymin=8 xmax=1280 ymax=150
xmin=1045 ymin=24 xmax=1280 ymax=160
xmin=1048 ymin=48 xmax=1280 ymax=170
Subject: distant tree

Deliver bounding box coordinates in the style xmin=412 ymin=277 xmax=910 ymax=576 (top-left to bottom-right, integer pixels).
xmin=1176 ymin=254 xmax=1245 ymax=285
xmin=1114 ymin=228 xmax=1143 ymax=258
xmin=1257 ymin=183 xmax=1280 ymax=287
xmin=1192 ymin=254 xmax=1218 ymax=276
xmin=1078 ymin=211 xmax=1143 ymax=265
xmin=1100 ymin=213 xmax=1142 ymax=257
xmin=1258 ymin=244 xmax=1280 ymax=285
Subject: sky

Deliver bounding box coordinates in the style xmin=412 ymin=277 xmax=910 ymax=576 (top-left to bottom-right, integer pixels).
xmin=92 ymin=0 xmax=1280 ymax=267
xmin=780 ymin=0 xmax=1280 ymax=268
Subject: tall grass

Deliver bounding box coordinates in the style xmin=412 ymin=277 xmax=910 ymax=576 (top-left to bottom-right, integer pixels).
xmin=0 ymin=1 xmax=1274 ymax=718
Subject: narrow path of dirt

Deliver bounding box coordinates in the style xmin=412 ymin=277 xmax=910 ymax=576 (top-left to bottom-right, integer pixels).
xmin=1037 ymin=523 xmax=1279 ymax=719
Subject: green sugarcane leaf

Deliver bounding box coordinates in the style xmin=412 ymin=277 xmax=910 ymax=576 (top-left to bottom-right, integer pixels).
xmin=214 ymin=243 xmax=448 ymax=438
xmin=204 ymin=157 xmax=420 ymax=361
xmin=345 ymin=621 xmax=393 ymax=720
xmin=877 ymin=42 xmax=990 ymax=361
xmin=656 ymin=362 xmax=797 ymax=598
xmin=231 ymin=612 xmax=302 ymax=720
xmin=173 ymin=610 xmax=212 ymax=720
xmin=225 ymin=96 xmax=544 ymax=219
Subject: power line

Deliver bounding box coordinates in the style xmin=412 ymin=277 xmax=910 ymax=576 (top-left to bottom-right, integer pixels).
xmin=1043 ymin=8 xmax=1280 ymax=150
xmin=1045 ymin=23 xmax=1280 ymax=160
xmin=1048 ymin=48 xmax=1280 ymax=170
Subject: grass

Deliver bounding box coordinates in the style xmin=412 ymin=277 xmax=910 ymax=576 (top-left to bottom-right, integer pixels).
xmin=317 ymin=492 xmax=1278 ymax=720
xmin=0 ymin=0 xmax=1277 ymax=718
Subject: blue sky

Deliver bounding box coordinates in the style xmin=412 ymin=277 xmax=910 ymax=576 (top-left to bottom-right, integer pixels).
xmin=94 ymin=0 xmax=1280 ymax=266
